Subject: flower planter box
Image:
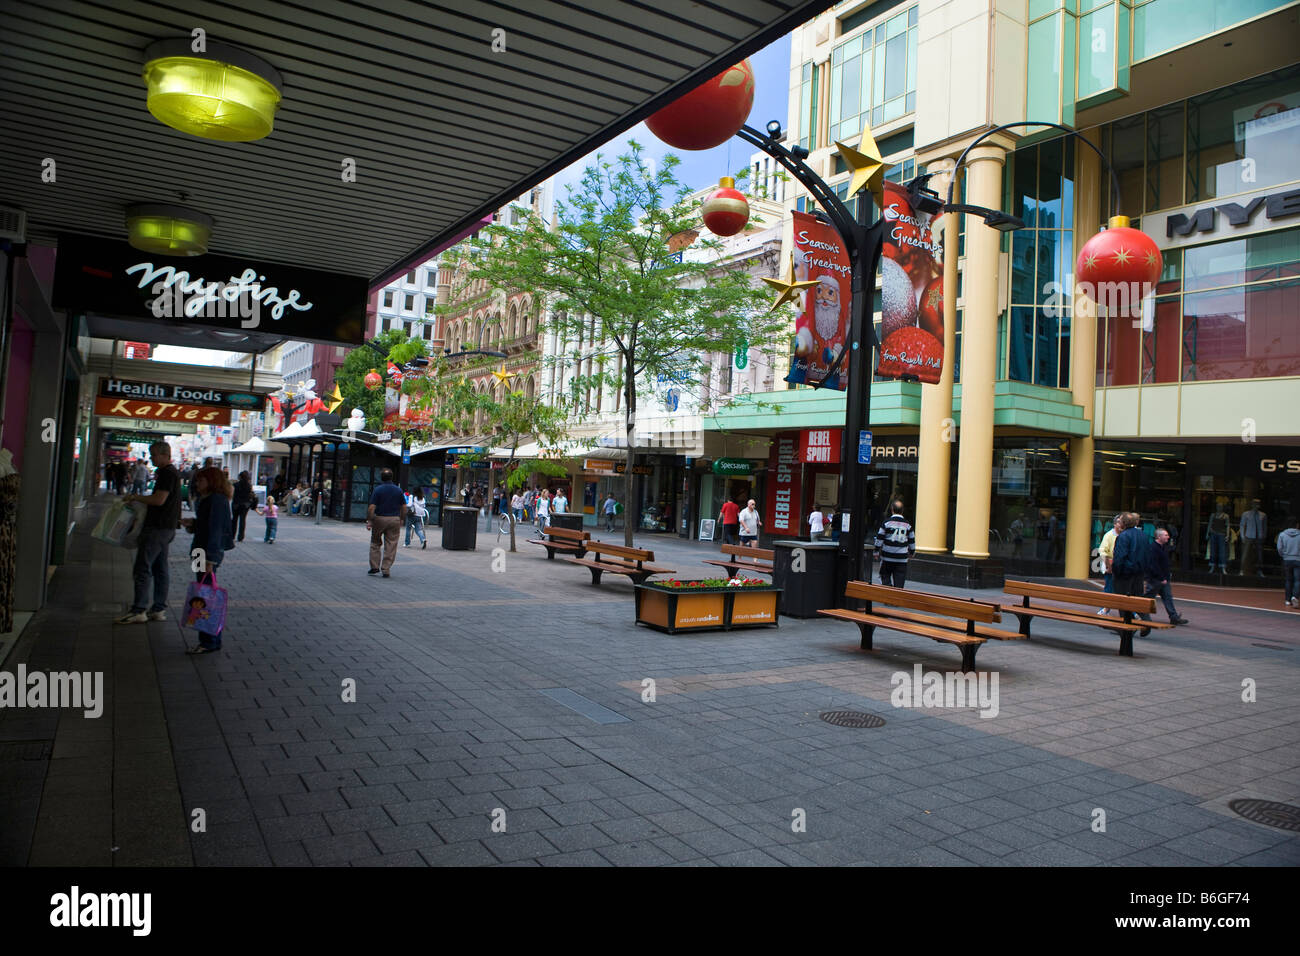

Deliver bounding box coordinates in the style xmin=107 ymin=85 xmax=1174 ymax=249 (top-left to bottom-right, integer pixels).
xmin=634 ymin=581 xmax=781 ymax=634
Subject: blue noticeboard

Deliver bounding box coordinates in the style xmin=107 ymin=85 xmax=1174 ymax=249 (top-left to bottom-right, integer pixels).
xmin=858 ymin=430 xmax=872 ymax=464
xmin=402 ymin=452 xmax=411 ymax=464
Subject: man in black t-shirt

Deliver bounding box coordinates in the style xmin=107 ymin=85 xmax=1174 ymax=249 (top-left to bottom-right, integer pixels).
xmin=116 ymin=442 xmax=181 ymax=624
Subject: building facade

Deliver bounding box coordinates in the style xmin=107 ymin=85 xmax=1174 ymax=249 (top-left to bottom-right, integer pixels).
xmin=704 ymin=0 xmax=1299 ymax=584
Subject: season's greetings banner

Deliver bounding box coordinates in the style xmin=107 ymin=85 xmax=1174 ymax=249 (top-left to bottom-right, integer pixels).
xmin=877 ymin=181 xmax=944 ymax=384
xmin=786 ymin=210 xmax=851 ymax=390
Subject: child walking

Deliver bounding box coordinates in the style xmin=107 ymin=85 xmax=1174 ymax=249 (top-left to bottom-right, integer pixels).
xmin=260 ymin=495 xmax=279 ymax=543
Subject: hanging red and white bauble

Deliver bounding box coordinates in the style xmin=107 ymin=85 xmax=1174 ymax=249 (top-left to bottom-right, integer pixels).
xmin=701 ymin=177 xmax=750 ymax=236
xmin=645 ymin=60 xmax=755 ymax=151
xmin=1075 ymin=215 xmax=1163 ymax=306
xmin=363 ymin=369 xmax=382 ymax=390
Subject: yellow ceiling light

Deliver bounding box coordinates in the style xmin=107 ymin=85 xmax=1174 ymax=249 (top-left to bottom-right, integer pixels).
xmin=125 ymin=203 xmax=215 ymax=256
xmin=142 ymin=38 xmax=283 ymax=142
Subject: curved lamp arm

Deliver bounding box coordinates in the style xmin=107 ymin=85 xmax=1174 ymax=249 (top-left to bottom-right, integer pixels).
xmin=946 ymin=121 xmax=1123 ymax=218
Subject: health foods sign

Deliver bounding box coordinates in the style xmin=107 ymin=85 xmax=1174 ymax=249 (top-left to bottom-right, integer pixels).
xmin=52 ymin=235 xmax=367 ymax=346
xmin=99 ymin=378 xmax=263 ymax=411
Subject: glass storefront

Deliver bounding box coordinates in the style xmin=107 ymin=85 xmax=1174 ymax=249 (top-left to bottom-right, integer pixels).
xmin=989 ymin=438 xmax=1071 ymax=569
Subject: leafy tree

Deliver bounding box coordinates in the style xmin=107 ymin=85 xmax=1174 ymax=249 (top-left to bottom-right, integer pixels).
xmin=459 ymin=140 xmax=789 ymax=545
xmin=333 ymin=329 xmax=427 ymax=432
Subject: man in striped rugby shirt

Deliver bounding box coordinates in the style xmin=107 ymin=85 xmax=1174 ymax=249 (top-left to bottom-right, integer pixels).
xmin=873 ymin=499 xmax=916 ymax=589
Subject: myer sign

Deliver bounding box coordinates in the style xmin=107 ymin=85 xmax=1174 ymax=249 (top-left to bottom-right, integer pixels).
xmin=1147 ymin=184 xmax=1300 ymax=251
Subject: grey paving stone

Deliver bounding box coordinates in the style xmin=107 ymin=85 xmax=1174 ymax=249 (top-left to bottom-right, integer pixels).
xmin=370 ymin=823 xmax=439 ymax=854
xmin=482 ymin=831 xmax=559 ymax=863
xmin=596 ymin=842 xmax=678 ymax=866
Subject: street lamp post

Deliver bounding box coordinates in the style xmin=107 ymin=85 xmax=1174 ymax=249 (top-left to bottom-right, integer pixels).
xmin=734 ymin=122 xmax=887 ymax=599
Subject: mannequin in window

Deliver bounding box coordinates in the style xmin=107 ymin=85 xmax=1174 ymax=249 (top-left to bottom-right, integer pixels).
xmin=1206 ymin=502 xmax=1230 ymax=574
xmin=1239 ymin=499 xmax=1267 ymax=578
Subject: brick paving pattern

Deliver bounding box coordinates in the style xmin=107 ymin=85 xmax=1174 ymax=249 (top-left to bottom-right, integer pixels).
xmin=1 ymin=505 xmax=1297 ymax=866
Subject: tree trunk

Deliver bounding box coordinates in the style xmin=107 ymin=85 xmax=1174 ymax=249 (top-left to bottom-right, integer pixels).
xmin=624 ymin=376 xmax=637 ymax=549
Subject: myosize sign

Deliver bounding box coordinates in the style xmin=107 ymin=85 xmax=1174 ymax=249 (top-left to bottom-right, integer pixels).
xmin=94 ymin=396 xmax=231 ymax=425
xmin=99 ymin=378 xmax=262 ymax=410
xmin=52 ymin=234 xmax=367 ymax=346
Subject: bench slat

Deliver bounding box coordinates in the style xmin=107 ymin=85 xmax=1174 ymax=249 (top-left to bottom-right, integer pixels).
xmin=844 ymin=582 xmax=1001 ymax=624
xmin=873 ymin=606 xmax=1024 ymax=641
xmin=1005 ymin=579 xmax=1153 ymax=613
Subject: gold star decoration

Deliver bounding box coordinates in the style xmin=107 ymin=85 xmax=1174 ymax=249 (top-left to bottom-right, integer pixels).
xmin=1112 ymin=248 xmax=1131 ymax=266
xmin=491 ymin=365 xmax=516 ymax=387
xmin=762 ymin=254 xmax=819 ymax=312
xmin=1083 ymin=253 xmax=1098 ymax=270
xmin=835 ymin=125 xmax=889 ymax=209
xmin=325 ymin=383 xmax=344 ymax=414
xmin=1143 ymin=250 xmax=1158 ymax=267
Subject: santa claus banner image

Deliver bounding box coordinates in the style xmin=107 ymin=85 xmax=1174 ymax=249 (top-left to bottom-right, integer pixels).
xmin=877 ymin=180 xmax=944 ymax=385
xmin=786 ymin=210 xmax=851 ymax=390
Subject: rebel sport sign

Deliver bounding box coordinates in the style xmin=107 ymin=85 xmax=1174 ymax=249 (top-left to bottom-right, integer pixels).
xmin=99 ymin=378 xmax=263 ymax=410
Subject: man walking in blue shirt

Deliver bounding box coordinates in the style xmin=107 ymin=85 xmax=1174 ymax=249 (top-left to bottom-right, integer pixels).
xmin=366 ymin=469 xmax=406 ymax=578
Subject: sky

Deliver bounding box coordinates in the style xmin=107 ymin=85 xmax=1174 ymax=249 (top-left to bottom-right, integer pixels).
xmin=151 ymin=36 xmax=793 ymax=370
xmin=552 ymin=34 xmax=793 ymax=199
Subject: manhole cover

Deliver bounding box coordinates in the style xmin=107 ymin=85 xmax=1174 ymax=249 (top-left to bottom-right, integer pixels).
xmin=819 ymin=710 xmax=885 ymax=728
xmin=1229 ymin=799 xmax=1300 ymax=832
xmin=0 ymin=740 xmax=53 ymax=761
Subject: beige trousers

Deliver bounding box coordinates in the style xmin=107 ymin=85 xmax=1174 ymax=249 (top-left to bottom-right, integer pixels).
xmin=370 ymin=515 xmax=401 ymax=572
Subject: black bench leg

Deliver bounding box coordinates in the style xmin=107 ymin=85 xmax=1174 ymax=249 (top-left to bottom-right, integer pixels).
xmin=1014 ymin=612 xmax=1032 ymax=638
xmin=857 ymin=623 xmax=874 ymax=650
xmin=1118 ymin=631 xmax=1134 ymax=657
xmin=588 ymin=567 xmax=603 ymax=586
xmin=545 ymin=548 xmax=555 ymax=560
xmin=959 ymin=644 xmax=978 ymax=673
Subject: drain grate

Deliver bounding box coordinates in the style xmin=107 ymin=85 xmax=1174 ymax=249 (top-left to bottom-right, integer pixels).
xmin=1228 ymin=799 xmax=1300 ymax=832
xmin=819 ymin=710 xmax=885 ymax=729
xmin=0 ymin=740 xmax=53 ymax=761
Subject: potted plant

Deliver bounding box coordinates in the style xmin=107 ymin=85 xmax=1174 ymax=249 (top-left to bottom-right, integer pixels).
xmin=635 ymin=578 xmax=781 ymax=634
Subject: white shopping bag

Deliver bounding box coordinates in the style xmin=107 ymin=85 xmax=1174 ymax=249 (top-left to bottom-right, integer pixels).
xmin=92 ymin=499 xmax=147 ymax=549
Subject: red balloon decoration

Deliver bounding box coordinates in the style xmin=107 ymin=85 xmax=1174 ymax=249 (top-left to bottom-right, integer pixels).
xmin=364 ymin=369 xmax=382 ymax=390
xmin=701 ymin=177 xmax=750 ymax=236
xmin=1075 ymin=216 xmax=1163 ymax=308
xmin=645 ymin=60 xmax=755 ymax=151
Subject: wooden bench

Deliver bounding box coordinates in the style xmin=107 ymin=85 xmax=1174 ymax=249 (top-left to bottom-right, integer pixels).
xmin=1002 ymin=579 xmax=1173 ymax=657
xmin=567 ymin=541 xmax=675 ymax=587
xmin=527 ymin=525 xmax=589 ymax=560
xmin=819 ymin=582 xmax=1017 ymax=672
xmin=702 ymin=543 xmax=775 ymax=579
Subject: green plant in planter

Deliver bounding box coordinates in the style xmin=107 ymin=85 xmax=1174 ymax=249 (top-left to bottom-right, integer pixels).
xmin=659 ymin=578 xmax=770 ymax=589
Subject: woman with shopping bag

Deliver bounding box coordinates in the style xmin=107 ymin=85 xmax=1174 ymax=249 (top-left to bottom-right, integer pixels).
xmin=182 ymin=466 xmax=234 ymax=654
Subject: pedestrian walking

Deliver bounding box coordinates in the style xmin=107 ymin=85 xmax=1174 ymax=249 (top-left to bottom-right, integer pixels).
xmin=259 ymin=495 xmax=279 ymax=543
xmin=874 ymin=498 xmax=916 ymax=588
xmin=406 ymin=488 xmax=428 ymax=548
xmin=535 ymin=489 xmax=551 ymax=530
xmin=366 ymin=468 xmax=406 ymax=577
xmin=602 ymin=493 xmax=617 ymax=532
xmin=115 ymin=442 xmax=181 ymax=624
xmin=1277 ymin=517 xmax=1300 ymax=608
xmin=1142 ymin=528 xmax=1188 ymax=625
xmin=1096 ymin=514 xmax=1122 ymax=614
xmin=553 ymin=488 xmax=569 ymax=515
xmin=130 ymin=458 xmax=149 ymax=495
xmin=738 ymin=499 xmax=762 ymax=547
xmin=232 ymin=470 xmax=255 ymax=542
xmin=511 ymin=491 xmax=524 ymax=523
xmin=718 ymin=496 xmax=741 ymax=546
xmin=1110 ymin=512 xmax=1149 ymax=598
xmin=182 ymin=466 xmax=234 ymax=653
xmin=808 ymin=504 xmax=826 ymax=542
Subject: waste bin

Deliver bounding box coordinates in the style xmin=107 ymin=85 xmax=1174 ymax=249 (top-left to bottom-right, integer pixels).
xmin=441 ymin=506 xmax=478 ymax=550
xmin=771 ymin=540 xmax=840 ymax=618
xmin=549 ymin=512 xmax=584 ymax=534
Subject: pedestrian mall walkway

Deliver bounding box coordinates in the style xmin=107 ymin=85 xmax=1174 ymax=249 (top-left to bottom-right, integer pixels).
xmin=1 ymin=501 xmax=1296 ymax=866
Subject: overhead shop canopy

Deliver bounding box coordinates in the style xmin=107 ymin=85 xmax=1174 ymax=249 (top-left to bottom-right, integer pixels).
xmin=1 ymin=0 xmax=836 ymax=351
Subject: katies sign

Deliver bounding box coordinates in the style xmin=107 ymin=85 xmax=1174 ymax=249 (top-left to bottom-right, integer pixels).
xmin=94 ymin=396 xmax=231 ymax=425
xmin=99 ymin=378 xmax=262 ymax=410
xmin=52 ymin=235 xmax=366 ymax=346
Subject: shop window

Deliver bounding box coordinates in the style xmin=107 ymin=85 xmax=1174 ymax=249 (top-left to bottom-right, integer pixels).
xmin=827 ymin=6 xmax=917 ymax=144
xmin=1141 ymin=297 xmax=1181 ymax=383
xmin=1145 ymin=102 xmax=1184 ymax=213
xmin=1182 ymin=278 xmax=1300 ymax=381
xmin=1105 ymin=312 xmax=1141 ymax=386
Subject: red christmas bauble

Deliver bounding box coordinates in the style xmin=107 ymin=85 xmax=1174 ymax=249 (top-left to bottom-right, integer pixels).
xmin=1075 ymin=217 xmax=1162 ymax=307
xmin=918 ymin=275 xmax=944 ymax=340
xmin=364 ymin=369 xmax=382 ymax=390
xmin=701 ymin=177 xmax=750 ymax=236
xmin=645 ymin=60 xmax=755 ymax=151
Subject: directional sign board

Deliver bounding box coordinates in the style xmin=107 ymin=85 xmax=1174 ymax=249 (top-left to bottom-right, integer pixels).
xmin=858 ymin=429 xmax=872 ymax=465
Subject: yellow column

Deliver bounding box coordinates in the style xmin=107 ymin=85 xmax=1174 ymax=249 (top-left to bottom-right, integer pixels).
xmin=952 ymin=143 xmax=1006 ymax=560
xmin=1065 ymin=131 xmax=1102 ymax=579
xmin=915 ymin=159 xmax=959 ymax=554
